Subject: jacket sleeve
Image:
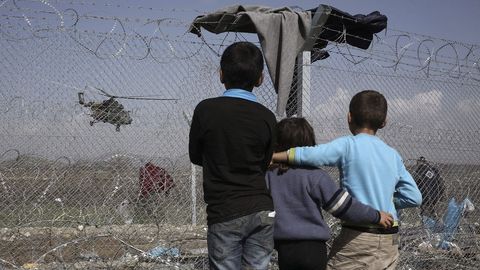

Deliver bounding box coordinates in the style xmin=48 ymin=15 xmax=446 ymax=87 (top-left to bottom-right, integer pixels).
xmin=308 ymin=171 xmax=380 ymax=224
xmin=393 ymin=156 xmax=423 ymax=209
xmin=188 ymin=106 xmax=204 ymax=166
xmin=291 ymin=137 xmax=349 ymax=167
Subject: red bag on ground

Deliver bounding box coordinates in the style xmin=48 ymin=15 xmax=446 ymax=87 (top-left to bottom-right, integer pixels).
xmin=139 ymin=162 xmax=175 ymax=197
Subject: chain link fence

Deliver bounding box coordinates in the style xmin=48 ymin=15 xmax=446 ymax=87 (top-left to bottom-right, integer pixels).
xmin=1 ymin=1 xmax=479 ymax=269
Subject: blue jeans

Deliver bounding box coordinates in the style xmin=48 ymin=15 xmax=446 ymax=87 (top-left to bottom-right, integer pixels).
xmin=207 ymin=210 xmax=274 ymax=270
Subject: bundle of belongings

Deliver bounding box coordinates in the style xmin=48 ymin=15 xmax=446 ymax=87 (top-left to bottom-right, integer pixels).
xmin=189 ymin=4 xmax=387 ymax=115
xmin=139 ymin=162 xmax=175 ymax=199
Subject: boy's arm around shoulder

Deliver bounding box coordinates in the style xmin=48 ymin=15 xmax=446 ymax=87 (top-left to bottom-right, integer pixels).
xmin=308 ymin=170 xmax=383 ymax=225
xmin=292 ymin=136 xmax=350 ymax=167
xmin=188 ymin=106 xmax=203 ymax=166
xmin=394 ymin=155 xmax=423 ymax=209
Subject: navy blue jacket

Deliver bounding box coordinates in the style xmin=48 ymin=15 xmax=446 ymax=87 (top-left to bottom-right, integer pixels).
xmin=266 ymin=167 xmax=380 ymax=240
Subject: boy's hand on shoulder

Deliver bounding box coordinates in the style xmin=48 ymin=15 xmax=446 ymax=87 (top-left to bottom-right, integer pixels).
xmin=378 ymin=211 xmax=394 ymax=228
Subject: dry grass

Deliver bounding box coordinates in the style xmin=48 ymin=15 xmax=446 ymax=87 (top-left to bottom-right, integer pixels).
xmin=0 ymin=157 xmax=479 ymax=269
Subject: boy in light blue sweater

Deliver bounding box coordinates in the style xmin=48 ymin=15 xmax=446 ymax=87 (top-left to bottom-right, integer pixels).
xmin=272 ymin=90 xmax=422 ymax=270
xmin=267 ymin=117 xmax=393 ymax=270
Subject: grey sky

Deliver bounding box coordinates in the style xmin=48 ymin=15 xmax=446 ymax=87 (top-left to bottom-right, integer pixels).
xmin=145 ymin=0 xmax=480 ymax=44
xmin=25 ymin=0 xmax=479 ymax=44
xmin=1 ymin=0 xmax=480 ymax=164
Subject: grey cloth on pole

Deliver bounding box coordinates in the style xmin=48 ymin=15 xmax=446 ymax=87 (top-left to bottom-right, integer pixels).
xmin=189 ymin=5 xmax=312 ymax=115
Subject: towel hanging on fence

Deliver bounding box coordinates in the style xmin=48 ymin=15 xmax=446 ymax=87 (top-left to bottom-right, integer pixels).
xmin=190 ymin=5 xmax=311 ymax=115
xmin=189 ymin=5 xmax=387 ymax=115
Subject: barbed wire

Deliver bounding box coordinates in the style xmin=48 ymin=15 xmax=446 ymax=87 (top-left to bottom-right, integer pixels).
xmin=0 ymin=146 xmax=206 ymax=267
xmin=2 ymin=1 xmax=479 ymax=69
xmin=1 ymin=1 xmax=480 ymax=269
xmin=1 ymin=5 xmax=479 ymax=139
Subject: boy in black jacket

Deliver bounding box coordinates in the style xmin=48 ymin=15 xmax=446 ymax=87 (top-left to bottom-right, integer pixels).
xmin=189 ymin=42 xmax=276 ymax=270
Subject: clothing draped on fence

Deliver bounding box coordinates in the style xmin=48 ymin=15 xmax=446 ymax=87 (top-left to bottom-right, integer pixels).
xmin=190 ymin=5 xmax=387 ymax=115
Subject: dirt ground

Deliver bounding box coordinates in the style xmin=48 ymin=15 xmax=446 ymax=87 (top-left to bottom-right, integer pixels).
xmin=0 ymin=223 xmax=208 ymax=269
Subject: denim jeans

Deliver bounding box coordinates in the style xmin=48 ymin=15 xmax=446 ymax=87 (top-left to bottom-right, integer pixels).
xmin=207 ymin=210 xmax=274 ymax=270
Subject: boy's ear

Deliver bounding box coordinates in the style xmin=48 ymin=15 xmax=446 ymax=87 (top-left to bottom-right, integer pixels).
xmin=254 ymin=73 xmax=264 ymax=87
xmin=347 ymin=112 xmax=352 ymax=124
xmin=219 ymin=69 xmax=225 ymax=84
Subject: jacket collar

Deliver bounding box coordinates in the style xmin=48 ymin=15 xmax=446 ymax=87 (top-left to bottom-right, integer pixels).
xmin=222 ymin=88 xmax=257 ymax=102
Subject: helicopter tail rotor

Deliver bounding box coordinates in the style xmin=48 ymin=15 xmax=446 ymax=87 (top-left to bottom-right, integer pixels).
xmin=78 ymin=92 xmax=85 ymax=105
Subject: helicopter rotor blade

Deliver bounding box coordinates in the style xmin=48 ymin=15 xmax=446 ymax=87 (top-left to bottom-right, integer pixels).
xmin=93 ymin=87 xmax=178 ymax=101
xmin=112 ymin=96 xmax=178 ymax=101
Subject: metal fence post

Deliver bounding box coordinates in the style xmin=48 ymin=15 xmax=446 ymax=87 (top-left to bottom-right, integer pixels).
xmin=183 ymin=111 xmax=197 ymax=226
xmin=191 ymin=163 xmax=197 ymax=226
xmin=297 ymin=51 xmax=311 ymax=117
xmin=296 ymin=4 xmax=330 ymax=118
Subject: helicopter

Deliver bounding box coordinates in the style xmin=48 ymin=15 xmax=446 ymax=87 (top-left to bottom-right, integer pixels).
xmin=78 ymin=87 xmax=177 ymax=131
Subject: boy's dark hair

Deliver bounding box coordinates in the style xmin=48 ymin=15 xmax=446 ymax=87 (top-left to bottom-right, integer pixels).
xmin=275 ymin=117 xmax=316 ymax=152
xmin=220 ymin=42 xmax=264 ymax=91
xmin=349 ymin=90 xmax=387 ymax=131
xmin=271 ymin=117 xmax=316 ymax=174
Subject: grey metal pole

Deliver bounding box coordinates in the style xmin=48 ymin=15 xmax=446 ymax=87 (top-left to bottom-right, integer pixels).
xmin=297 ymin=51 xmax=311 ymax=117
xmin=191 ymin=164 xmax=197 ymax=226
xmin=296 ymin=4 xmax=329 ymax=117
xmin=183 ymin=111 xmax=197 ymax=226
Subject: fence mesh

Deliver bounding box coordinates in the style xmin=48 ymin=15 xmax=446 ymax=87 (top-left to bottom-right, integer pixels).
xmin=1 ymin=1 xmax=479 ymax=269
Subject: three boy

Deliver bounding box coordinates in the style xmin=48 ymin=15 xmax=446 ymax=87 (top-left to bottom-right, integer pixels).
xmin=189 ymin=41 xmax=422 ymax=269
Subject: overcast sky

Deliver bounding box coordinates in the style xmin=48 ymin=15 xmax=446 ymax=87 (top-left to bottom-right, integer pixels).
xmin=145 ymin=0 xmax=480 ymax=44
xmin=13 ymin=0 xmax=477 ymax=44
xmin=1 ymin=0 xmax=480 ymax=164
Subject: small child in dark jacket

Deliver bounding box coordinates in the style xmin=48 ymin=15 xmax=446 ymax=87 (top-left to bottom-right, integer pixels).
xmin=266 ymin=117 xmax=393 ymax=270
